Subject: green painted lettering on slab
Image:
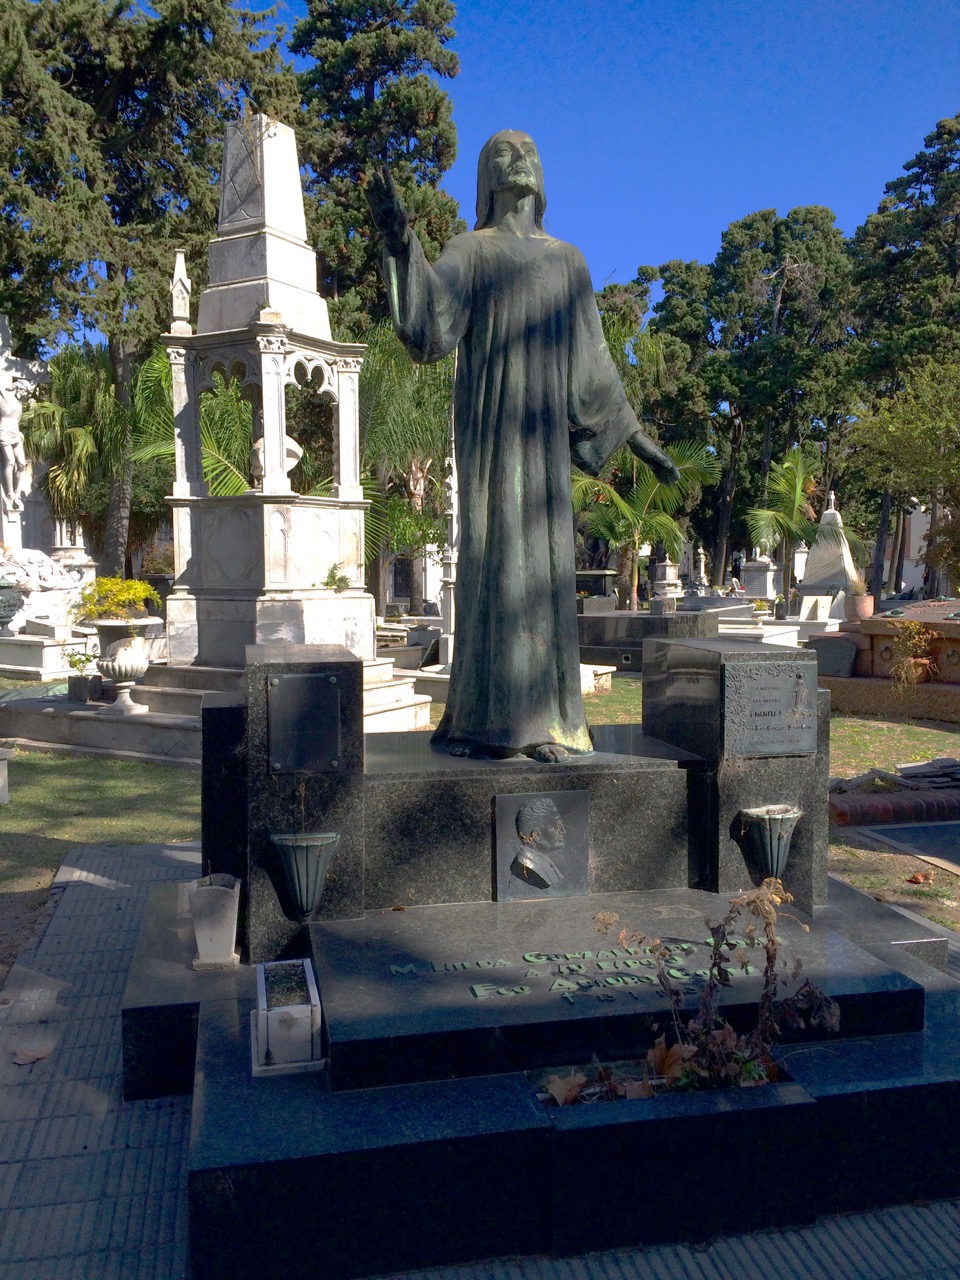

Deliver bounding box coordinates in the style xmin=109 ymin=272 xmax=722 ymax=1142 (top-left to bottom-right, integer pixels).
xmin=390 ymin=964 xmax=418 ymax=976
xmin=549 ymin=977 xmax=578 ymax=993
xmin=596 ymin=961 xmax=619 ymax=971
xmin=469 ymin=983 xmax=500 ymax=999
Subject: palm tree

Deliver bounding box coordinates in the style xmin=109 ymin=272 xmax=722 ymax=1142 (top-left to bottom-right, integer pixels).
xmin=359 ymin=321 xmax=453 ymax=615
xmin=21 ymin=345 xmax=172 ymax=563
xmin=574 ymin=442 xmax=721 ymax=609
xmin=131 ymin=354 xmax=254 ymax=497
xmin=745 ymin=450 xmax=822 ymax=600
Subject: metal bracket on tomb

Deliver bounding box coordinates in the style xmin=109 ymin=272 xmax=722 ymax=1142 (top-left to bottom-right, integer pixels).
xmin=267 ymin=673 xmax=342 ymax=773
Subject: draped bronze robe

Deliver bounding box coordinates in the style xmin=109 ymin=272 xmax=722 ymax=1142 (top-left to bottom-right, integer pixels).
xmin=386 ymin=227 xmax=647 ymax=757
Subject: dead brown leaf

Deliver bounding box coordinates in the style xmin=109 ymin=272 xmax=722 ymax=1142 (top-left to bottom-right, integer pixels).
xmin=544 ymin=1072 xmax=587 ymax=1106
xmin=621 ymin=1076 xmax=654 ymax=1099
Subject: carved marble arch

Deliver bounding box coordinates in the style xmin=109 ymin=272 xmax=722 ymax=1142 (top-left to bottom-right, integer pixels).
xmin=285 ymin=354 xmax=339 ymax=402
xmin=195 ymin=349 xmax=260 ymax=397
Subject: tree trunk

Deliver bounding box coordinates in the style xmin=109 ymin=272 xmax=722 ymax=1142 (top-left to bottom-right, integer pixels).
xmin=869 ymin=490 xmax=891 ymax=601
xmin=99 ymin=335 xmax=134 ymax=577
xmin=886 ymin=507 xmax=904 ymax=592
xmin=894 ymin=510 xmax=908 ymax=595
xmin=709 ymin=412 xmax=746 ymax=586
xmin=409 ymin=554 xmax=425 ymax=616
xmin=367 ymin=542 xmax=390 ymax=616
xmin=925 ymin=494 xmax=941 ymax=598
xmin=615 ymin=550 xmax=633 ymax=609
xmin=629 ymin=542 xmax=641 ymax=611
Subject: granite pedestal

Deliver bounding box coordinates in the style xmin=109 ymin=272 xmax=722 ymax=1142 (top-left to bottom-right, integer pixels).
xmin=642 ymin=637 xmax=828 ymax=914
xmin=184 ymin=883 xmax=960 ymax=1280
xmin=578 ymin=608 xmax=718 ymax=669
xmin=244 ymin=644 xmax=365 ymax=962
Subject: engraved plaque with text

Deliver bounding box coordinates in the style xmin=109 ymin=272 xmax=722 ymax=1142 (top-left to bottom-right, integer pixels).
xmin=723 ymin=662 xmax=817 ymax=758
xmin=267 ymin=673 xmax=341 ymax=773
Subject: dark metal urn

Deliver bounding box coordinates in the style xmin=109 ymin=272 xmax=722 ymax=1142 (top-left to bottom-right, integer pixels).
xmin=269 ymin=832 xmax=340 ymax=918
xmin=735 ymin=804 xmax=803 ymax=880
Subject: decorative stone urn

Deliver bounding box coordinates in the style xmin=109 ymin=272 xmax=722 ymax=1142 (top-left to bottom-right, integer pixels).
xmin=94 ymin=619 xmax=151 ymax=714
xmin=270 ymin=832 xmax=340 ymax=919
xmin=843 ymin=593 xmax=875 ymax=622
xmin=734 ymin=804 xmax=803 ymax=880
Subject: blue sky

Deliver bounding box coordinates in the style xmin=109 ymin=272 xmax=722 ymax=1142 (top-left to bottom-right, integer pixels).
xmin=282 ymin=0 xmax=960 ymax=291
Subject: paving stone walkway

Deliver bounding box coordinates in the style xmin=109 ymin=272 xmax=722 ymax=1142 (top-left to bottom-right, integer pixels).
xmin=0 ymin=840 xmax=958 ymax=1280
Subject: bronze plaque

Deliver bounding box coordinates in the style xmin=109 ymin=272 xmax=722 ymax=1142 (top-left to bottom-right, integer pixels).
xmin=267 ymin=673 xmax=342 ymax=773
xmin=723 ymin=662 xmax=817 ymax=758
xmin=495 ymin=790 xmax=589 ymax=901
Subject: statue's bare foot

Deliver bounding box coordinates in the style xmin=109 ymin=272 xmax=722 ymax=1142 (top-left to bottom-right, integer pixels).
xmin=532 ymin=743 xmax=569 ymax=763
xmin=447 ymin=743 xmax=474 ymax=757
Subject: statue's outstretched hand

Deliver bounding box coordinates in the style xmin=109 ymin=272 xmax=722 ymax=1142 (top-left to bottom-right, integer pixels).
xmin=627 ymin=430 xmax=681 ymax=486
xmin=364 ymin=167 xmax=409 ymax=255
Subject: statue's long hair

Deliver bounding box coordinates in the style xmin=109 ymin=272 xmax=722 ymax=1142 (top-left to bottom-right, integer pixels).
xmin=474 ymin=131 xmax=547 ymax=230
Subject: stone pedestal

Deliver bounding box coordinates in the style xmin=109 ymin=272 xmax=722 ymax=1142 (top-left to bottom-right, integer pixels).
xmin=243 ymin=644 xmax=365 ymax=962
xmin=166 ymin=492 xmax=374 ymax=667
xmin=741 ymin=555 xmax=777 ymax=599
xmin=642 ymin=637 xmax=828 ymax=914
xmin=162 ymin=114 xmax=374 ymax=671
xmin=652 ymin=557 xmax=683 ymax=598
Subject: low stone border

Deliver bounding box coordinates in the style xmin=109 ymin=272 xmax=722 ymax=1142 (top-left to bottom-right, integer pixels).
xmin=830 ymin=786 xmax=960 ymax=826
xmin=820 ymin=675 xmax=960 ymax=723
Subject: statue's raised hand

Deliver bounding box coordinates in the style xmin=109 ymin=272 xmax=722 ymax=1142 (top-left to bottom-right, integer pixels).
xmin=627 ymin=429 xmax=681 ymax=487
xmin=364 ymin=167 xmax=409 ymax=254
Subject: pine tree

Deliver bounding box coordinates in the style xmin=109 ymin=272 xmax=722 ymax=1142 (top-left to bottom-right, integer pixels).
xmin=0 ymin=0 xmax=298 ymax=571
xmin=290 ymin=0 xmax=464 ymax=335
xmin=852 ymin=113 xmax=960 ymax=384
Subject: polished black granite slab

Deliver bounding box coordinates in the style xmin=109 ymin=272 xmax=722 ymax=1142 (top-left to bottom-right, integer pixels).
xmin=245 ymin=644 xmax=365 ymax=962
xmin=187 ymin=948 xmax=960 ymax=1280
xmin=309 ymin=887 xmax=924 ymax=1091
xmin=362 ymin=729 xmax=699 ymax=911
xmin=363 ymin=723 xmax=700 ymax=773
xmin=578 ymin=610 xmax=718 ymax=670
xmin=122 ymin=883 xmax=256 ymax=1100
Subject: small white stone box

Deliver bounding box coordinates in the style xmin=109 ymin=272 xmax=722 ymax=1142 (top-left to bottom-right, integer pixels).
xmin=251 ymin=958 xmax=324 ymax=1076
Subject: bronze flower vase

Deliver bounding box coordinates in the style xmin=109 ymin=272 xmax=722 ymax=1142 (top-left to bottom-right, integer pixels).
xmin=735 ymin=804 xmax=803 ymax=880
xmin=269 ymin=832 xmax=340 ymax=919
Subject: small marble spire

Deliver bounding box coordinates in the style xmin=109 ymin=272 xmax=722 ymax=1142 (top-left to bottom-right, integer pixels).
xmin=170 ymin=250 xmax=192 ymax=335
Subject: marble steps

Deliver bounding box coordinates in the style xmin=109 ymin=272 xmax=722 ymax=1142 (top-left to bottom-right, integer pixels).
xmin=0 ymin=657 xmax=432 ymax=763
xmin=124 ymin=657 xmax=432 ymax=732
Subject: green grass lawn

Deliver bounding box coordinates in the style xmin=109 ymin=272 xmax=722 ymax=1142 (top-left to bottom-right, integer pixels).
xmin=0 ymin=748 xmax=200 ymax=982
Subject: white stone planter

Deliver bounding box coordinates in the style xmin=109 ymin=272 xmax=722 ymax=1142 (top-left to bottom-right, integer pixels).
xmin=188 ymin=873 xmax=241 ymax=970
xmin=94 ymin=618 xmax=150 ymax=715
xmin=250 ymin=958 xmax=324 ymax=1076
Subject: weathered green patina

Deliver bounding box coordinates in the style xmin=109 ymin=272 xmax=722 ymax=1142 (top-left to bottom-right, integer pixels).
xmin=367 ymin=131 xmax=678 ymax=761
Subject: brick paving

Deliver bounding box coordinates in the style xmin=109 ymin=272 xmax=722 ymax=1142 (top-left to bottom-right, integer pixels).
xmin=0 ymin=842 xmax=200 ymax=1280
xmin=0 ymin=840 xmax=958 ymax=1280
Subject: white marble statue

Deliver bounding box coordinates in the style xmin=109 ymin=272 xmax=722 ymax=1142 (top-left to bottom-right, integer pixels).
xmin=0 ymin=316 xmax=47 ymax=518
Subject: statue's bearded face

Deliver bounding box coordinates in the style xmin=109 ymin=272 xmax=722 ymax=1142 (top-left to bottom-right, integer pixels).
xmin=486 ymin=131 xmax=542 ymax=198
xmin=475 ymin=130 xmax=547 ymax=230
